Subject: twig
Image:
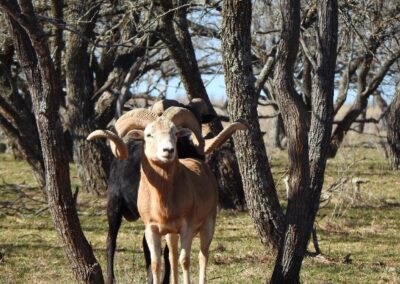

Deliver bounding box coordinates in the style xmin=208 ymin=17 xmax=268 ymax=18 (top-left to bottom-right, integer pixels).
xmin=259 ymin=112 xmax=280 ymax=119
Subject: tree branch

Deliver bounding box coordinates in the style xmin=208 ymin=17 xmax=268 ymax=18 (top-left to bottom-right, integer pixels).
xmin=255 ymin=45 xmax=277 ymax=97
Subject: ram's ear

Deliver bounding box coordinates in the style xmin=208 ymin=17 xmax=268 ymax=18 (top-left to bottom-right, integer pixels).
xmin=177 ymin=127 xmax=193 ymax=138
xmin=126 ymin=130 xmax=144 ymax=140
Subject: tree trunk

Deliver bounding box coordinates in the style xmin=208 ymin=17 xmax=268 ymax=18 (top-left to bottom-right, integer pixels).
xmin=158 ymin=0 xmax=246 ymax=209
xmin=270 ymin=1 xmax=310 ymax=282
xmin=373 ymin=91 xmax=388 ymax=127
xmin=270 ymin=0 xmax=338 ymax=283
xmin=49 ymin=0 xmax=63 ymax=82
xmin=269 ymin=105 xmax=285 ymax=149
xmin=355 ymin=106 xmax=367 ymax=133
xmin=2 ymin=2 xmax=104 ymax=282
xmin=386 ymin=83 xmax=400 ymax=170
xmin=221 ymin=0 xmax=285 ymax=249
xmin=64 ymin=0 xmax=111 ymax=195
xmin=206 ymin=143 xmax=246 ymax=209
xmin=308 ymin=0 xmax=338 ymax=228
xmin=329 ymin=92 xmax=369 ymax=157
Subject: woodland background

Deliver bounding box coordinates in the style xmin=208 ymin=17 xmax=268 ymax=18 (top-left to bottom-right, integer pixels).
xmin=0 ymin=0 xmax=399 ymax=283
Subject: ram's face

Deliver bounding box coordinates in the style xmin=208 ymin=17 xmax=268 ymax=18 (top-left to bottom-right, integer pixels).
xmin=144 ymin=118 xmax=178 ymax=164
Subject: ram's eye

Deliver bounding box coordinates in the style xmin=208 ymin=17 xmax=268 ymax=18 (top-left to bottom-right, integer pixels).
xmin=146 ymin=133 xmax=153 ymax=138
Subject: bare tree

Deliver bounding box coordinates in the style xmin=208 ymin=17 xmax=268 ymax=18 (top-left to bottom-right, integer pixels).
xmin=222 ymin=0 xmax=338 ymax=283
xmin=64 ymin=0 xmax=111 ymax=195
xmin=328 ymin=1 xmax=400 ymax=157
xmin=269 ymin=0 xmax=311 ymax=281
xmin=271 ymin=1 xmax=338 ymax=282
xmin=0 ymin=0 xmax=397 ymax=282
xmin=0 ymin=1 xmax=104 ymax=282
xmin=221 ymin=0 xmax=285 ymax=249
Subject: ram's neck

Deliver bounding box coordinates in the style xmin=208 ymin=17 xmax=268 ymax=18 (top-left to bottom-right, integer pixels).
xmin=141 ymin=155 xmax=180 ymax=194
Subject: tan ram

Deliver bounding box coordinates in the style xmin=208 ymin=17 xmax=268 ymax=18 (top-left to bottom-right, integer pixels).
xmin=88 ymin=107 xmax=246 ymax=284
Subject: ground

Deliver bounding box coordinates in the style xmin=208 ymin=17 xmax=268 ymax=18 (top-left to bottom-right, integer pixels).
xmin=0 ymin=135 xmax=399 ymax=283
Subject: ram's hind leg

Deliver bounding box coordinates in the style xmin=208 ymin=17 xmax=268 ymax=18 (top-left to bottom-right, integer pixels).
xmin=165 ymin=233 xmax=179 ymax=284
xmin=145 ymin=226 xmax=162 ymax=284
xmin=199 ymin=216 xmax=216 ymax=284
xmin=106 ymin=198 xmax=123 ymax=284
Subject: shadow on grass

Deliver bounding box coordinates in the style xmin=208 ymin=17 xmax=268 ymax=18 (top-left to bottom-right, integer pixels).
xmin=0 ymin=242 xmax=144 ymax=255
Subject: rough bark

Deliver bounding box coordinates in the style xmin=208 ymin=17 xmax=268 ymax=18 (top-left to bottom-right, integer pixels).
xmin=270 ymin=0 xmax=310 ymax=282
xmin=64 ymin=0 xmax=110 ymax=195
xmin=270 ymin=0 xmax=338 ymax=283
xmin=307 ymin=0 xmax=338 ymax=236
xmin=221 ymin=0 xmax=285 ymax=249
xmin=1 ymin=1 xmax=104 ymax=282
xmin=386 ymin=83 xmax=400 ymax=170
xmin=158 ymin=0 xmax=246 ymax=209
xmin=50 ymin=0 xmax=63 ymax=81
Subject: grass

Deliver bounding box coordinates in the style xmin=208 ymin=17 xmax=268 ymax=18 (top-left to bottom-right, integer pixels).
xmin=1 ymin=137 xmax=400 ymax=283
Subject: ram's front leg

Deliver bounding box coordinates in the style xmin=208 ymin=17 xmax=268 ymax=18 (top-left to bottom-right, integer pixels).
xmin=145 ymin=226 xmax=162 ymax=284
xmin=180 ymin=228 xmax=194 ymax=284
xmin=166 ymin=233 xmax=179 ymax=284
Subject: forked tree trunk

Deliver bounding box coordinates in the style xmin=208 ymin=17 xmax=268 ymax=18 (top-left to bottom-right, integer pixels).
xmin=387 ymin=83 xmax=400 ymax=170
xmin=270 ymin=1 xmax=310 ymax=282
xmin=65 ymin=0 xmax=110 ymax=195
xmin=221 ymin=0 xmax=285 ymax=249
xmin=2 ymin=2 xmax=104 ymax=282
xmin=270 ymin=0 xmax=338 ymax=283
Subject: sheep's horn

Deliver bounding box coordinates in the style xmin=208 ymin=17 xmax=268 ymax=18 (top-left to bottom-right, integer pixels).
xmin=188 ymin=98 xmax=208 ymax=117
xmin=87 ymin=130 xmax=128 ymax=160
xmin=162 ymin=106 xmax=205 ymax=155
xmin=150 ymin=99 xmax=181 ymax=116
xmin=115 ymin=108 xmax=158 ymax=137
xmin=204 ymin=121 xmax=248 ymax=154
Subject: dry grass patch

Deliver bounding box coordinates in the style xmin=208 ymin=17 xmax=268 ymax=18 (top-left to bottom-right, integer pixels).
xmin=1 ymin=143 xmax=399 ymax=283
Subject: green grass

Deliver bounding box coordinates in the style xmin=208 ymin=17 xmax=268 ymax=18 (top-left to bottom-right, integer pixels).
xmin=1 ymin=143 xmax=399 ymax=283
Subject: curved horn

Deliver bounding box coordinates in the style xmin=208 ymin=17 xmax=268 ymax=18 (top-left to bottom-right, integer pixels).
xmin=150 ymin=99 xmax=181 ymax=116
xmin=204 ymin=121 xmax=248 ymax=154
xmin=87 ymin=130 xmax=128 ymax=160
xmin=115 ymin=108 xmax=157 ymax=137
xmin=188 ymin=98 xmax=208 ymax=116
xmin=162 ymin=106 xmax=205 ymax=155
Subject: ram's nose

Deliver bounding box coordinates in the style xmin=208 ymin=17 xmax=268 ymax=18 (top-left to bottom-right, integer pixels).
xmin=163 ymin=146 xmax=174 ymax=155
